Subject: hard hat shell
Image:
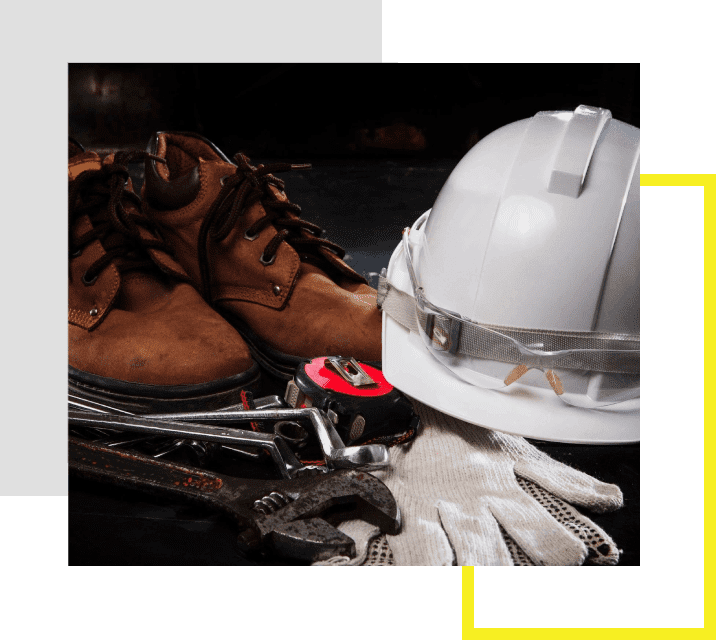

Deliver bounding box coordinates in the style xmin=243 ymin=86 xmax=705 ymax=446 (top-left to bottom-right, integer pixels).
xmin=382 ymin=106 xmax=639 ymax=444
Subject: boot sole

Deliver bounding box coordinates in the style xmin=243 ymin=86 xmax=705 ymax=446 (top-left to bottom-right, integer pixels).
xmin=225 ymin=314 xmax=381 ymax=381
xmin=68 ymin=364 xmax=261 ymax=414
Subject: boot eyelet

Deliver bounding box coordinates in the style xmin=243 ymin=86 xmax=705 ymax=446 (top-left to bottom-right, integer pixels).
xmin=272 ymin=285 xmax=282 ymax=296
xmin=244 ymin=230 xmax=259 ymax=241
xmin=71 ymin=248 xmax=82 ymax=258
xmin=89 ymin=308 xmax=99 ymax=317
xmin=259 ymin=253 xmax=276 ymax=266
xmin=220 ymin=175 xmax=230 ymax=186
xmin=82 ymin=273 xmax=98 ymax=286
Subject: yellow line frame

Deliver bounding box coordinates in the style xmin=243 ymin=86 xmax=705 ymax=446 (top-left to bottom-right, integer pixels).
xmin=460 ymin=173 xmax=709 ymax=635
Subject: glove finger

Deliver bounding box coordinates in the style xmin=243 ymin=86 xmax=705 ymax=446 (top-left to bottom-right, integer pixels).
xmin=516 ymin=477 xmax=620 ymax=565
xmin=363 ymin=531 xmax=525 ymax=567
xmin=489 ymin=485 xmax=587 ymax=566
xmin=437 ymin=500 xmax=514 ymax=566
xmin=514 ymin=455 xmax=624 ymax=514
xmin=409 ymin=400 xmax=622 ymax=514
xmin=499 ymin=524 xmax=536 ymax=565
xmin=387 ymin=493 xmax=455 ymax=565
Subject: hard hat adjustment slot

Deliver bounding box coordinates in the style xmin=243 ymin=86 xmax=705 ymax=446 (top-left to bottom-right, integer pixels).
xmin=425 ymin=313 xmax=462 ymax=355
xmin=376 ymin=268 xmax=389 ymax=310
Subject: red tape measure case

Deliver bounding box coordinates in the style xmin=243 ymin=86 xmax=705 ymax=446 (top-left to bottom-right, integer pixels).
xmin=285 ymin=357 xmax=416 ymax=445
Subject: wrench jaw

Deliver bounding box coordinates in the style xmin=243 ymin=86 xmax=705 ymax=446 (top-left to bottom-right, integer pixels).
xmin=268 ymin=519 xmax=356 ymax=562
xmin=340 ymin=472 xmax=401 ymax=536
xmin=235 ymin=517 xmax=356 ymax=562
xmin=241 ymin=470 xmax=402 ymax=561
xmin=327 ymin=445 xmax=390 ymax=471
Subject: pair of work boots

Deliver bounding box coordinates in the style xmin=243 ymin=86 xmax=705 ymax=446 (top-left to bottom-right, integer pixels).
xmin=68 ymin=133 xmax=381 ymax=413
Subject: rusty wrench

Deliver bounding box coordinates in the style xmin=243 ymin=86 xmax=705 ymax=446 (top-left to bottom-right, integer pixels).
xmin=69 ymin=436 xmax=400 ymax=562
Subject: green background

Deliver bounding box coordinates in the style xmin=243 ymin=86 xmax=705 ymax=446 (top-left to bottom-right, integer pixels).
xmin=11 ymin=0 xmax=704 ymax=640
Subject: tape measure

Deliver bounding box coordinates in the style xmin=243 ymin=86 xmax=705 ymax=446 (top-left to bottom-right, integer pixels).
xmin=284 ymin=356 xmax=416 ymax=445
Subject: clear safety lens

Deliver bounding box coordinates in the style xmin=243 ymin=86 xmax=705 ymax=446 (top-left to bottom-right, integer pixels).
xmin=403 ymin=230 xmax=639 ymax=409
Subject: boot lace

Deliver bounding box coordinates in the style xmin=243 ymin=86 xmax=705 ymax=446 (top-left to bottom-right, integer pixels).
xmin=196 ymin=152 xmax=347 ymax=298
xmin=69 ymin=150 xmax=173 ymax=285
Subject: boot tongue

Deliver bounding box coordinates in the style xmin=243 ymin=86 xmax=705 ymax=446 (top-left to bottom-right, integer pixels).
xmin=71 ymin=152 xmax=152 ymax=274
xmin=100 ymin=155 xmax=148 ymax=270
xmin=68 ymin=151 xmax=102 ymax=181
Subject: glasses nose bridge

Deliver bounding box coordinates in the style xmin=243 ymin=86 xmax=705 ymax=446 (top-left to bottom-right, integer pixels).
xmin=503 ymin=344 xmax=567 ymax=397
xmin=518 ymin=350 xmax=553 ymax=370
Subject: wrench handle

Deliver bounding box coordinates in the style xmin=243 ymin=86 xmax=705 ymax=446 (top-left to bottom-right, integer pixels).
xmin=68 ymin=437 xmax=257 ymax=525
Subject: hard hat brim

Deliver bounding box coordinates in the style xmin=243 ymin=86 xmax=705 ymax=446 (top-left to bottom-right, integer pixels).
xmin=381 ymin=224 xmax=640 ymax=445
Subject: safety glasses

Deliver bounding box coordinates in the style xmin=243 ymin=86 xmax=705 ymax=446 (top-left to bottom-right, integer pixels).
xmin=399 ymin=229 xmax=640 ymax=409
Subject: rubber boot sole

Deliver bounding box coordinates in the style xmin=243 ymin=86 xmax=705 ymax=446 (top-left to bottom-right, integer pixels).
xmin=68 ymin=364 xmax=262 ymax=414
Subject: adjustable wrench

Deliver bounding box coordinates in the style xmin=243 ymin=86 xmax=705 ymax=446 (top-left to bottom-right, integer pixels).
xmin=69 ymin=436 xmax=400 ymax=562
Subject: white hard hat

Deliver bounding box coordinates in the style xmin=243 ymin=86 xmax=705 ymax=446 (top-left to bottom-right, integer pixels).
xmin=380 ymin=105 xmax=639 ymax=444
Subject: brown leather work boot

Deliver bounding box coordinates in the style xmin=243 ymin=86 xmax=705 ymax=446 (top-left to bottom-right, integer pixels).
xmin=142 ymin=132 xmax=382 ymax=380
xmin=68 ymin=138 xmax=260 ymax=412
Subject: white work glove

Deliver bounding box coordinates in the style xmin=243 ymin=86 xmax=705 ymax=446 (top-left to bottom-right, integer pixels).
xmin=316 ymin=401 xmax=623 ymax=566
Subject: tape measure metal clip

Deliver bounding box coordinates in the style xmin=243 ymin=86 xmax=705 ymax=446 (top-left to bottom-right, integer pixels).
xmin=324 ymin=356 xmax=377 ymax=389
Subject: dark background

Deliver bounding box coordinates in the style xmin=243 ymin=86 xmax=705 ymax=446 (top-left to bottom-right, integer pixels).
xmin=68 ymin=63 xmax=640 ymax=566
xmin=68 ymin=63 xmax=640 ymax=279
xmin=69 ymin=63 xmax=639 ymax=157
